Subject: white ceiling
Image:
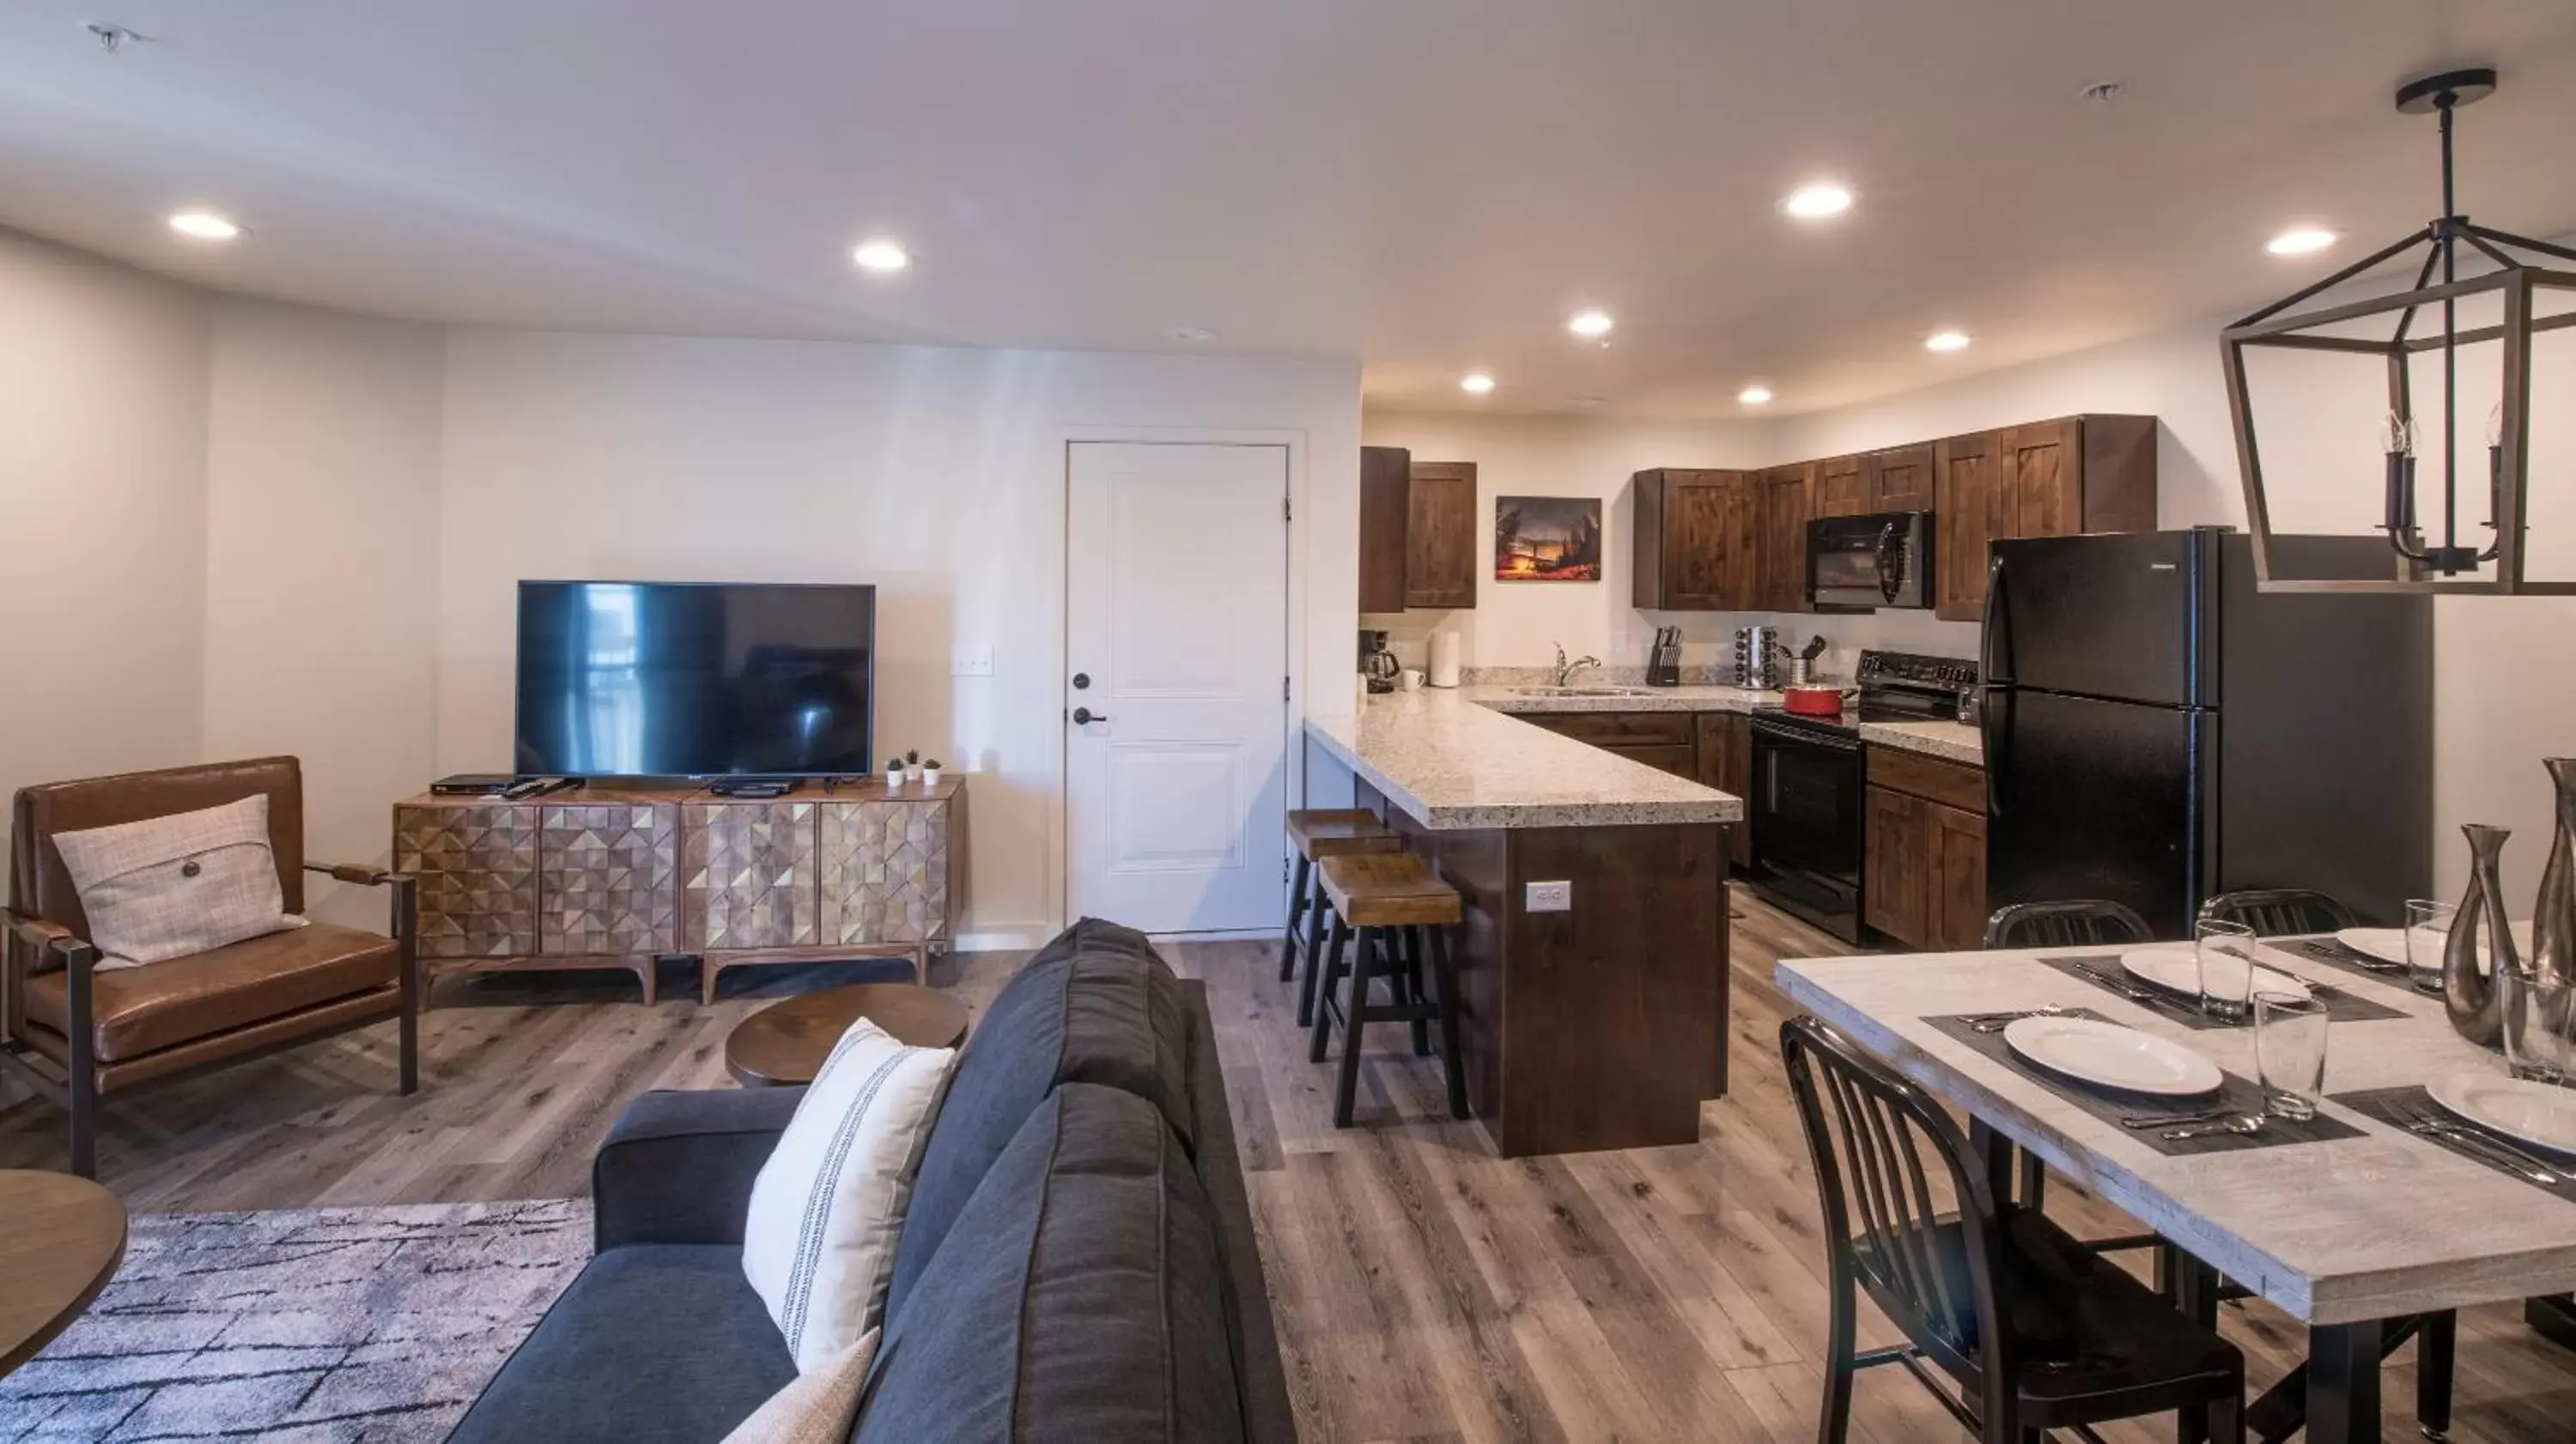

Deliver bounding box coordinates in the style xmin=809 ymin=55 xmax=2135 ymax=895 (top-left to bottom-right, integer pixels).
xmin=3 ymin=0 xmax=2572 ymax=416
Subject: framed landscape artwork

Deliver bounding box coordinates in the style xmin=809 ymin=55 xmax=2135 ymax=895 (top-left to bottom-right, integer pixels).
xmin=1495 ymin=496 xmax=1601 ymax=581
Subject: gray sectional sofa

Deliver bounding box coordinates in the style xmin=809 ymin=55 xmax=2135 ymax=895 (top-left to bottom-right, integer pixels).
xmin=449 ymin=919 xmax=1294 ymax=1443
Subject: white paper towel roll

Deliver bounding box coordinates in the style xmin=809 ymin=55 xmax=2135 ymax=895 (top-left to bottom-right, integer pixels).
xmin=1428 ymin=630 xmax=1461 ymax=689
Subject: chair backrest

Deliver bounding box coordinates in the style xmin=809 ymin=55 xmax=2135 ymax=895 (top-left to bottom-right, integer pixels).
xmin=12 ymin=757 xmax=306 ymax=944
xmin=1779 ymin=1015 xmax=2009 ymax=1392
xmin=1983 ymin=899 xmax=2154 ymax=950
xmin=2197 ymin=889 xmax=2358 ymax=937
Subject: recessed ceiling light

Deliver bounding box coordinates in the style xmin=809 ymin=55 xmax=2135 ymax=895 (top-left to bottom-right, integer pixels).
xmin=1167 ymin=326 xmax=1218 ymax=343
xmin=1924 ymin=330 xmax=1972 ymax=353
xmin=850 ymin=239 xmax=912 ymax=272
xmin=167 ymin=209 xmax=240 ymax=241
xmin=1781 ymin=184 xmax=1854 ymax=220
xmin=1460 ymin=373 xmax=1497 ymax=395
xmin=1567 ymin=309 xmax=1615 ymax=339
xmin=2266 ymin=227 xmax=2338 ymax=257
xmin=1738 ymin=385 xmax=1774 ymax=405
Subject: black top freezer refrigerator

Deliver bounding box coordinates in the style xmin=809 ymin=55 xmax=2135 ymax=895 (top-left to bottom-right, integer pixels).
xmin=1979 ymin=530 xmax=2433 ymax=938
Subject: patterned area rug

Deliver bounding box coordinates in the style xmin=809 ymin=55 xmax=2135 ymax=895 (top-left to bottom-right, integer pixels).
xmin=0 ymin=1198 xmax=587 ymax=1442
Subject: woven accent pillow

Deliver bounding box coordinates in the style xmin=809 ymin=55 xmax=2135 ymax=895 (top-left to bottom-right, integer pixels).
xmin=52 ymin=794 xmax=307 ymax=970
xmin=718 ymin=1328 xmax=878 ymax=1444
xmin=744 ymin=1017 xmax=957 ymax=1373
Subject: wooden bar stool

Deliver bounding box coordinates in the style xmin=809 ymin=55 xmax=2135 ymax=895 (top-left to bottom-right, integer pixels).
xmin=1306 ymin=851 xmax=1467 ymax=1128
xmin=1279 ymin=808 xmax=1399 ymax=1028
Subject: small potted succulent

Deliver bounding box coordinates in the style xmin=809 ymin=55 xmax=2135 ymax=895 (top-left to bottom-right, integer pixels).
xmin=883 ymin=753 xmax=907 ymax=786
xmin=918 ymin=757 xmax=943 ymax=787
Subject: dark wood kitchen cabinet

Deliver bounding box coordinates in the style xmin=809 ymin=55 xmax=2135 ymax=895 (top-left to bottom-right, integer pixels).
xmin=1631 ymin=469 xmax=1757 ymax=611
xmin=1862 ymin=745 xmax=1988 ymax=950
xmin=1813 ymin=454 xmax=1870 ymax=519
xmin=1755 ymin=464 xmax=1812 ymax=612
xmin=1867 ymin=443 xmax=1937 ymax=513
xmin=1358 ymin=449 xmax=1479 ymax=610
xmin=1517 ymin=711 xmax=1696 ymax=778
xmin=1933 ymin=416 xmax=2158 ymax=622
xmin=1405 ymin=461 xmax=1479 ymax=609
xmin=1694 ymin=711 xmax=1753 ymax=868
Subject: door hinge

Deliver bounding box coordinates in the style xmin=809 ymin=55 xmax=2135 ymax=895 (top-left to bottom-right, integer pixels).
xmin=1283 ymin=676 xmax=1291 ymax=702
xmin=1283 ymin=857 xmax=1291 ymax=884
xmin=1283 ymin=497 xmax=1292 ymax=523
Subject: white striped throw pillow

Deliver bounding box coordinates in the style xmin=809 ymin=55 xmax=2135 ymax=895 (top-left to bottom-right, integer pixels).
xmin=743 ymin=1016 xmax=958 ymax=1373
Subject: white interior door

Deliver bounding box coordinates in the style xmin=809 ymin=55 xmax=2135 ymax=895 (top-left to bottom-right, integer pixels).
xmin=1066 ymin=442 xmax=1290 ymax=933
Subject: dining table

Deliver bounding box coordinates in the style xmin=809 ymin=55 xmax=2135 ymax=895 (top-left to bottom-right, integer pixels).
xmin=1777 ymin=936 xmax=2576 ymax=1444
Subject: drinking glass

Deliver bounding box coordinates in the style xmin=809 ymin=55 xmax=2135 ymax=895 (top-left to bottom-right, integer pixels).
xmin=2501 ymin=964 xmax=2570 ymax=1084
xmin=2404 ymin=899 xmax=2455 ymax=996
xmin=2196 ymin=918 xmax=2261 ymax=1023
xmin=2253 ymin=990 xmax=2330 ymax=1120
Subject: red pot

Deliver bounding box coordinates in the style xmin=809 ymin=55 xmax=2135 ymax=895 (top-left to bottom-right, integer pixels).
xmin=1782 ymin=685 xmax=1847 ymax=718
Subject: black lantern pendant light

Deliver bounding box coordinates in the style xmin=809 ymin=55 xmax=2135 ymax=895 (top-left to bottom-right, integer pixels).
xmin=2221 ymin=67 xmax=2576 ymax=595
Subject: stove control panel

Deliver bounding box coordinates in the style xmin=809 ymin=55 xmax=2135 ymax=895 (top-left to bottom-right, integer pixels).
xmin=1855 ymin=650 xmax=1978 ymax=698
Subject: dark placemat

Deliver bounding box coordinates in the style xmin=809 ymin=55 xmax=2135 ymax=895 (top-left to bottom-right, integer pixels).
xmin=2334 ymin=1085 xmax=2576 ymax=1201
xmin=2040 ymin=953 xmax=2407 ymax=1028
xmin=1927 ymin=1009 xmax=2364 ymax=1156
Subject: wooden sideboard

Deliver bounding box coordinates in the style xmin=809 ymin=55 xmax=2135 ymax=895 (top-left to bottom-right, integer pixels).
xmin=392 ymin=779 xmax=965 ymax=1004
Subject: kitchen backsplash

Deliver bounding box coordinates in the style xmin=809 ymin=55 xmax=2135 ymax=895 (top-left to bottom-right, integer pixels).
xmin=1365 ymin=606 xmax=1977 ymax=684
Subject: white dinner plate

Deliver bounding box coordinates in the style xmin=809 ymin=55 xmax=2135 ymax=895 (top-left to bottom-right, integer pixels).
xmin=2337 ymin=922 xmax=2535 ymax=970
xmin=2120 ymin=946 xmax=2311 ymax=1004
xmin=2427 ymin=1071 xmax=2576 ymax=1157
xmin=2002 ymin=1016 xmax=2225 ymax=1097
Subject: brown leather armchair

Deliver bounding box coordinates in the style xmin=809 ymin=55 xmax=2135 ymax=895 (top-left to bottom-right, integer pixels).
xmin=1 ymin=757 xmax=418 ymax=1177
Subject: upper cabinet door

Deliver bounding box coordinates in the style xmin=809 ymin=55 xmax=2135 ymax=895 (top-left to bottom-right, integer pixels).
xmin=1996 ymin=419 xmax=2083 ymax=538
xmin=1867 ymin=444 xmax=1936 ymax=513
xmin=1934 ymin=434 xmax=1997 ymax=622
xmin=1358 ymin=446 xmax=1411 ymax=613
xmin=1758 ymin=464 xmax=1813 ymax=612
xmin=1404 ymin=461 xmax=1479 ymax=609
xmin=1632 ymin=470 xmax=1753 ymax=610
xmin=1813 ymin=455 xmax=1870 ymax=518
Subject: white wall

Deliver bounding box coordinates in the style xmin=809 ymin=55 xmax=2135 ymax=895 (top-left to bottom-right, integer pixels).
xmin=433 ymin=331 xmax=1358 ymax=940
xmin=0 ymin=231 xmax=210 ymax=845
xmin=203 ymin=300 xmax=445 ymax=926
xmin=1355 ymin=411 xmax=1771 ymax=675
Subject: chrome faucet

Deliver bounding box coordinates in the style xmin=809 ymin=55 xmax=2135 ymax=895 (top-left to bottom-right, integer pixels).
xmin=1552 ymin=642 xmax=1602 ymax=689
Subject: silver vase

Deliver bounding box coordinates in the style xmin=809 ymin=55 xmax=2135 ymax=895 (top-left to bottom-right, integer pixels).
xmin=2534 ymin=759 xmax=2576 ymax=990
xmin=2445 ymin=823 xmax=2518 ymax=1046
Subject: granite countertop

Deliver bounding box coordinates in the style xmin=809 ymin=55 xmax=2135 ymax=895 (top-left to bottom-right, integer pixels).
xmin=1305 ymin=690 xmax=1744 ymax=831
xmin=1853 ymin=719 xmax=1983 ymax=766
xmin=1469 ymin=684 xmax=1985 ymax=766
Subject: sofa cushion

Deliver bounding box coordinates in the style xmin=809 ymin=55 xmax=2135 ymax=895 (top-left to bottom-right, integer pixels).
xmin=856 ymin=1083 xmax=1244 ymax=1444
xmin=52 ymin=793 xmax=305 ymax=968
xmin=447 ymin=1244 xmax=796 ymax=1444
xmin=883 ymin=918 xmax=1193 ymax=1320
xmin=21 ymin=921 xmax=398 ymax=1061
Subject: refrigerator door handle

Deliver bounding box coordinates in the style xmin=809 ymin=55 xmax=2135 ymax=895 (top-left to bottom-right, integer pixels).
xmin=1978 ymin=552 xmax=2008 ymax=685
xmin=1980 ymin=684 xmax=2007 ymax=818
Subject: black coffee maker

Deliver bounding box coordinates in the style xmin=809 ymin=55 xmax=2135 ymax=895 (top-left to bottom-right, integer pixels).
xmin=1358 ymin=629 xmax=1400 ymax=693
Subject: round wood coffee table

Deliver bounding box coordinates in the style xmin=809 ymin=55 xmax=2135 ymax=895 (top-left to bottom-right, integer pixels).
xmin=726 ymin=982 xmax=972 ymax=1086
xmin=1 ymin=1169 xmax=127 ymax=1378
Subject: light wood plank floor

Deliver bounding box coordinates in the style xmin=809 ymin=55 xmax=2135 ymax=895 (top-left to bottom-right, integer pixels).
xmin=5 ymin=895 xmax=2573 ymax=1441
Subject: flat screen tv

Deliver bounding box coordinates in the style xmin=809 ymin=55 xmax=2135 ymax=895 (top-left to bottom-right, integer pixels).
xmin=514 ymin=581 xmax=875 ymax=778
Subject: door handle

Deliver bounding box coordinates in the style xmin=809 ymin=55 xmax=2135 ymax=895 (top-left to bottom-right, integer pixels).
xmin=1072 ymin=707 xmax=1109 ymax=725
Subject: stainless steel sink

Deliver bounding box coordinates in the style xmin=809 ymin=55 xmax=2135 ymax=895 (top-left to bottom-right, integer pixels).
xmin=1509 ymin=686 xmax=1656 ymax=698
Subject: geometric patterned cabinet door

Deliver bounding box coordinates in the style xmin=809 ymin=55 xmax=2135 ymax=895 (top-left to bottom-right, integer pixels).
xmin=538 ymin=803 xmax=679 ymax=960
xmin=683 ymin=801 xmax=820 ymax=952
xmin=393 ymin=803 xmax=538 ymax=961
xmin=818 ymin=798 xmax=950 ymax=949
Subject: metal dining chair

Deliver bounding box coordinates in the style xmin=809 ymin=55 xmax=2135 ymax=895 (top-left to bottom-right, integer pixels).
xmin=1781 ymin=1015 xmax=2246 ymax=1444
xmin=1982 ymin=899 xmax=2155 ymax=950
xmin=2196 ymin=889 xmax=2360 ymax=937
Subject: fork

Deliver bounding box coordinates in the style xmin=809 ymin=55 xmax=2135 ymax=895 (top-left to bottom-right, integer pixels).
xmin=1967 ymin=1005 xmax=2066 ymax=1033
xmin=2395 ymin=1107 xmax=2567 ymax=1186
xmin=2069 ymin=962 xmax=2196 ymax=1016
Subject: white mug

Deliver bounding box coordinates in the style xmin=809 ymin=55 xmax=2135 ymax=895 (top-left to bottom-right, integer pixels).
xmin=1400 ymin=669 xmax=1425 ymax=692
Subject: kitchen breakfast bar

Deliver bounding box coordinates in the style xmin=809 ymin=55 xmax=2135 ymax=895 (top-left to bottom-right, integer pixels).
xmin=1305 ymin=690 xmax=1742 ymax=1156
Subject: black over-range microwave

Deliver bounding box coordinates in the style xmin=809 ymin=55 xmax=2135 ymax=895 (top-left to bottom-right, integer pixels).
xmin=1807 ymin=510 xmax=1934 ymax=610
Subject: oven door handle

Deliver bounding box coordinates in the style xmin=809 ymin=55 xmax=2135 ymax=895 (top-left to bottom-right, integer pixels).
xmin=1750 ymin=718 xmax=1863 ymax=755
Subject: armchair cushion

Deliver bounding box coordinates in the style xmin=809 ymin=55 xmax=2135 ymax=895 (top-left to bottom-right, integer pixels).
xmin=13 ymin=756 xmax=307 ymax=946
xmin=52 ymin=794 xmax=305 ymax=968
xmin=21 ymin=921 xmax=398 ymax=1062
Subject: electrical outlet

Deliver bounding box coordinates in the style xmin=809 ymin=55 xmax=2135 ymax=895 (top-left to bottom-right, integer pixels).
xmin=1524 ymin=879 xmax=1573 ymax=913
xmin=952 ymin=646 xmax=994 ymax=677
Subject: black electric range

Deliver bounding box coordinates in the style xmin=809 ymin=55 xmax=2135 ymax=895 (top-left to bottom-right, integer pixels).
xmin=1743 ymin=651 xmax=1977 ymax=942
